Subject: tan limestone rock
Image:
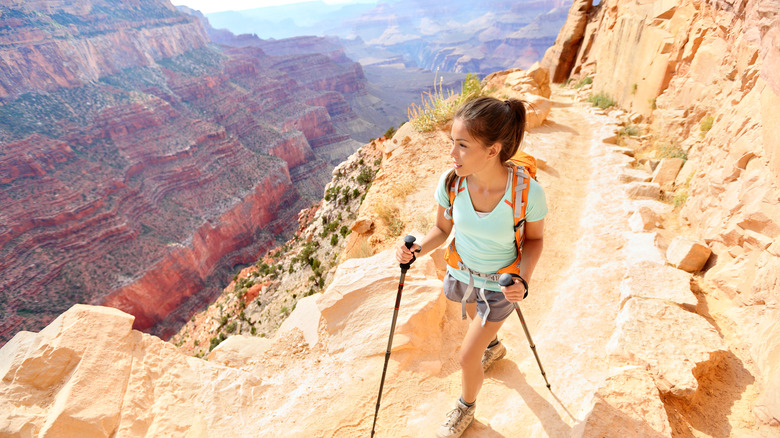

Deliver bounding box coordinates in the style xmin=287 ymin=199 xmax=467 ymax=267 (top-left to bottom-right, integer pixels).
xmin=208 ymin=335 xmax=273 ymax=370
xmin=625 ymin=182 xmax=661 ymax=199
xmin=572 ymin=366 xmax=672 ymax=438
xmin=651 ymin=158 xmax=685 ymax=189
xmin=506 ymin=62 xmax=551 ymax=98
xmin=618 ymin=168 xmax=652 ymax=183
xmin=607 ymin=297 xmax=727 ymax=400
xmin=0 ymin=305 xmax=269 ymax=437
xmin=608 ymin=146 xmax=636 ymax=157
xmin=752 ymin=310 xmax=780 ymax=426
xmin=674 ymin=159 xmax=696 ymax=187
xmin=350 ymin=217 xmax=374 ymax=234
xmin=277 ymin=294 xmax=322 ymax=346
xmin=618 ymin=261 xmax=697 ymax=310
xmin=628 ymin=206 xmax=661 ymax=232
xmin=666 ymin=236 xmax=712 ymax=272
xmin=316 ymin=249 xmax=445 ymax=359
xmin=524 ymin=94 xmax=553 ymax=130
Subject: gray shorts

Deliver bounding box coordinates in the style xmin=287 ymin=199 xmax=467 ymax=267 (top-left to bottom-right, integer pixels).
xmin=443 ymin=272 xmax=515 ymax=322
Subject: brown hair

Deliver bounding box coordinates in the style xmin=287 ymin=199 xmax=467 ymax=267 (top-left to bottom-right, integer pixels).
xmin=445 ymin=96 xmax=528 ymax=189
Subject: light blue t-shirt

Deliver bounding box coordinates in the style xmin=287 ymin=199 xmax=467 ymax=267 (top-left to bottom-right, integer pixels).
xmin=435 ymin=168 xmax=547 ymax=291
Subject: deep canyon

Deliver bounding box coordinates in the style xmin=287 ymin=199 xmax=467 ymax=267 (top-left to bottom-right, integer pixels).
xmin=0 ymin=0 xmax=368 ymax=341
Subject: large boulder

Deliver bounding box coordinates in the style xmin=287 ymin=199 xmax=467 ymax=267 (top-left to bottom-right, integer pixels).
xmin=572 ymin=366 xmax=672 ymax=438
xmin=606 ymin=297 xmax=727 ymax=400
xmin=0 ymin=305 xmax=265 ymax=437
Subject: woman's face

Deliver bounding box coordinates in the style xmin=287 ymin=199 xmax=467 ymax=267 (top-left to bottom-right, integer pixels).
xmin=449 ymin=117 xmax=497 ymax=177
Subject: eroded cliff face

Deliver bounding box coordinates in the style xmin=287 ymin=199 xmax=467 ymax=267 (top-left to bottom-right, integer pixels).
xmin=0 ymin=0 xmax=366 ymax=342
xmin=543 ymin=0 xmax=780 ymax=425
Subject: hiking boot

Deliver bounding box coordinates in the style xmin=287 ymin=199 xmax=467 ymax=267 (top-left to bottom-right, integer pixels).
xmin=482 ymin=340 xmax=506 ymax=372
xmin=436 ymin=398 xmax=475 ymax=438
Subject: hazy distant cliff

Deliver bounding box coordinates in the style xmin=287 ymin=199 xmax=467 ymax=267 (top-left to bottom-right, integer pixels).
xmin=0 ymin=0 xmax=366 ymax=342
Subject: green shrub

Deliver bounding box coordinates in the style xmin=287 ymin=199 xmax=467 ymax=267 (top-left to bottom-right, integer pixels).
xmin=407 ymin=72 xmax=482 ymax=132
xmin=384 ymin=126 xmax=396 ymax=139
xmin=673 ymin=192 xmax=688 ymax=209
xmin=225 ymin=321 xmax=237 ymax=334
xmin=588 ymin=92 xmax=616 ymax=109
xmin=657 ymin=143 xmax=688 ymax=160
xmin=618 ymin=125 xmax=640 ymax=137
xmin=357 ymin=168 xmax=374 ymax=185
xmin=573 ymin=76 xmax=593 ymax=89
xmin=330 ymin=234 xmax=339 ymax=245
xmin=700 ymin=116 xmax=714 ymax=136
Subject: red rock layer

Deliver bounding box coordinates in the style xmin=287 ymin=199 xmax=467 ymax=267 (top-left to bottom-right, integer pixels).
xmin=102 ymin=166 xmax=298 ymax=336
xmin=0 ymin=0 xmax=209 ymax=99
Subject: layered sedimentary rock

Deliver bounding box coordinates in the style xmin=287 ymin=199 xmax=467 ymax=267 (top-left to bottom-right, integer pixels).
xmin=542 ymin=0 xmax=780 ymax=425
xmin=0 ymin=0 xmax=366 ymax=342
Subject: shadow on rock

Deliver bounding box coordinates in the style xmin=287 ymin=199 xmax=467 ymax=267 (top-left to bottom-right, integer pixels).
xmin=491 ymin=360 xmax=573 ymax=436
xmin=661 ymin=350 xmax=755 ymax=438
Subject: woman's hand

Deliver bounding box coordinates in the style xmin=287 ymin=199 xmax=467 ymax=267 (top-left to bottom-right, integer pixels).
xmin=501 ymin=278 xmax=527 ymax=303
xmin=395 ymin=241 xmax=421 ymax=264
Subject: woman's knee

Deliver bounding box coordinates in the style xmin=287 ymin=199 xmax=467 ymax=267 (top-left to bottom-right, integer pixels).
xmin=458 ymin=346 xmax=481 ymax=369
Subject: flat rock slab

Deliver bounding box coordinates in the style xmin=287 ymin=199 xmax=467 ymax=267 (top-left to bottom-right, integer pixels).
xmin=619 ymin=261 xmax=697 ymax=310
xmin=607 ymin=297 xmax=727 ymax=400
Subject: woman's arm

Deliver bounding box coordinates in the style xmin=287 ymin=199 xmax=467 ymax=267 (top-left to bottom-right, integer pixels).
xmin=396 ymin=205 xmax=452 ymax=263
xmin=518 ymin=218 xmax=544 ymax=281
xmin=503 ymin=218 xmax=544 ymax=302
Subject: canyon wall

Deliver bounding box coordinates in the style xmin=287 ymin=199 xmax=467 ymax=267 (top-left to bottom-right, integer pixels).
xmin=543 ymin=0 xmax=780 ymax=424
xmin=0 ymin=0 xmax=366 ymax=342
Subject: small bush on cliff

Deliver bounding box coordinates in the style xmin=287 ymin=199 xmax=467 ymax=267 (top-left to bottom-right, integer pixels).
xmin=618 ymin=125 xmax=639 ymax=137
xmin=384 ymin=126 xmax=396 ymax=139
xmin=588 ymin=92 xmax=616 ymax=109
xmin=574 ymin=77 xmax=593 ymax=89
xmin=657 ymin=142 xmax=687 ymax=160
xmin=700 ymin=116 xmax=714 ymax=137
xmin=357 ymin=168 xmax=374 ymax=185
xmin=407 ymin=72 xmax=483 ymax=132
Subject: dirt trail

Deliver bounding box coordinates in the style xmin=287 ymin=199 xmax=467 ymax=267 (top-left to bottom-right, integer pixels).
xmin=338 ymin=86 xmax=634 ymax=437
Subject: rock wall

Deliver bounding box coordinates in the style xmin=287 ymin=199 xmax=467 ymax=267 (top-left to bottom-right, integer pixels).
xmin=542 ymin=0 xmax=780 ymax=425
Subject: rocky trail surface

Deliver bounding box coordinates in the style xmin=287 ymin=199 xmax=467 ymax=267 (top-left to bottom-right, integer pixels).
xmin=2 ymin=86 xmax=776 ymax=437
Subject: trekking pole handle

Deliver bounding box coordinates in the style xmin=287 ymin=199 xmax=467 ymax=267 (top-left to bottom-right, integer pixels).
xmin=498 ymin=273 xmax=529 ymax=299
xmin=400 ymin=235 xmax=417 ymax=270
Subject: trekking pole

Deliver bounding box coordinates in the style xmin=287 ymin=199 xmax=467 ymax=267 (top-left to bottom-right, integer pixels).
xmin=499 ymin=273 xmax=551 ymax=390
xmin=370 ymin=235 xmax=417 ymax=437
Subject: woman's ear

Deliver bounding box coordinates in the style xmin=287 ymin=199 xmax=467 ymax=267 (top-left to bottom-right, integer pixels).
xmin=488 ymin=142 xmax=502 ymax=159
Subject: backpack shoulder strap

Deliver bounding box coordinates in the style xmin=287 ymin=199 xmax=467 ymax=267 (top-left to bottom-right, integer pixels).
xmin=506 ymin=162 xmax=531 ymax=248
xmin=444 ymin=174 xmax=464 ymax=220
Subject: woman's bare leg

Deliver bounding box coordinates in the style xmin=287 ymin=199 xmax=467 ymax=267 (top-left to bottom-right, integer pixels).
xmin=459 ymin=309 xmax=505 ymax=404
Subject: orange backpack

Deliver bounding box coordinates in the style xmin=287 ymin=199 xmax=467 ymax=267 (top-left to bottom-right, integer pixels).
xmin=443 ymin=151 xmax=537 ymax=278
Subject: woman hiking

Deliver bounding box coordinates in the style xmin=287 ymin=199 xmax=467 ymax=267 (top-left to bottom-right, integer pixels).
xmin=396 ymin=96 xmax=547 ymax=437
